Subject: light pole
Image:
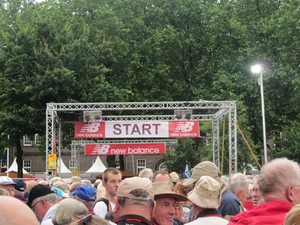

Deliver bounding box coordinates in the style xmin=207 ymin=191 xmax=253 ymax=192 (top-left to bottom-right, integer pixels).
xmin=251 ymin=64 xmax=268 ymax=164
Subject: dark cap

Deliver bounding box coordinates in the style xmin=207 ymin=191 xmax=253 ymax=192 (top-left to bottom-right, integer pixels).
xmin=14 ymin=178 xmax=26 ymax=192
xmin=27 ymin=184 xmax=55 ymax=207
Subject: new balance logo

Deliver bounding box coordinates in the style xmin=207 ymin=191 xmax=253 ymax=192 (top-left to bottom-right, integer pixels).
xmin=79 ymin=123 xmax=100 ymax=133
xmin=93 ymin=144 xmax=110 ymax=154
xmin=174 ymin=122 xmax=194 ymax=132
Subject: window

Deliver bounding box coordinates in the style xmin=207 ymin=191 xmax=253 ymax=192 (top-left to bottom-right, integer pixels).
xmin=69 ymin=160 xmax=78 ymax=169
xmin=136 ymin=159 xmax=146 ymax=174
xmin=35 ymin=134 xmax=43 ymax=145
xmin=23 ymin=159 xmax=31 ymax=172
xmin=23 ymin=135 xmax=33 ymax=146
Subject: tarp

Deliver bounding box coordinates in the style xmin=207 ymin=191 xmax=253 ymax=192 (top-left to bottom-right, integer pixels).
xmin=6 ymin=158 xmax=29 ymax=174
xmin=58 ymin=158 xmax=72 ymax=173
xmin=85 ymin=156 xmax=107 ymax=173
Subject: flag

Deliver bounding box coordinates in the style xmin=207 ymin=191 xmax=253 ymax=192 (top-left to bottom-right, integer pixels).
xmin=184 ymin=164 xmax=190 ymax=179
xmin=2 ymin=149 xmax=7 ymax=164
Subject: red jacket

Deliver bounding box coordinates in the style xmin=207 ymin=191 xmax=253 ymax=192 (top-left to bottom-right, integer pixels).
xmin=228 ymin=200 xmax=292 ymax=225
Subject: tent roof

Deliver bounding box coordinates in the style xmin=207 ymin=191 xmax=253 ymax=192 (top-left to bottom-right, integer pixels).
xmin=85 ymin=156 xmax=107 ymax=173
xmin=58 ymin=158 xmax=72 ymax=173
xmin=6 ymin=158 xmax=29 ymax=174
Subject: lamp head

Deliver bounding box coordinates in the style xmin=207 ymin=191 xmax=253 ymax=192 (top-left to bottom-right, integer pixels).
xmin=251 ymin=64 xmax=263 ymax=74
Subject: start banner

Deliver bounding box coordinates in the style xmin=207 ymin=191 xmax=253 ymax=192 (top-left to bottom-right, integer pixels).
xmin=85 ymin=143 xmax=166 ymax=155
xmin=75 ymin=120 xmax=200 ymax=139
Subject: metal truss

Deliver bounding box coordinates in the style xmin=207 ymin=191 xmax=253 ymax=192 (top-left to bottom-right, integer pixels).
xmin=46 ymin=101 xmax=237 ymax=179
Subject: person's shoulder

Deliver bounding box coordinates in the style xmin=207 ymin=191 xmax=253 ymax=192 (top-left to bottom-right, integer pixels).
xmin=222 ymin=189 xmax=240 ymax=202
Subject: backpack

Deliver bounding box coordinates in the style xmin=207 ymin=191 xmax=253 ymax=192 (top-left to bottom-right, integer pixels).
xmin=95 ymin=197 xmax=109 ymax=212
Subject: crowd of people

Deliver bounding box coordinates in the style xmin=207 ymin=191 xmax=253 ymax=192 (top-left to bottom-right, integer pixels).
xmin=0 ymin=157 xmax=300 ymax=225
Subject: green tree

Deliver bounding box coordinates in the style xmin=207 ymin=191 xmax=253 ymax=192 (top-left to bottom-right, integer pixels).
xmin=163 ymin=138 xmax=200 ymax=174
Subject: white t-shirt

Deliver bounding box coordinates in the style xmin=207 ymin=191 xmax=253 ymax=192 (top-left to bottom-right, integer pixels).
xmin=94 ymin=200 xmax=115 ymax=218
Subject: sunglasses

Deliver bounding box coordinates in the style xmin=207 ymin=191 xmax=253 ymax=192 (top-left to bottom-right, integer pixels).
xmin=76 ymin=214 xmax=92 ymax=225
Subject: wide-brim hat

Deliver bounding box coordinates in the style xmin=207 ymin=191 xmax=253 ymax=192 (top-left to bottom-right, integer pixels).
xmin=153 ymin=181 xmax=187 ymax=201
xmin=187 ymin=176 xmax=220 ymax=208
xmin=183 ymin=161 xmax=221 ymax=187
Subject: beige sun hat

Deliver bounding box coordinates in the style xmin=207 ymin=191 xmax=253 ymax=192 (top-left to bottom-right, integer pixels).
xmin=187 ymin=175 xmax=221 ymax=208
xmin=183 ymin=161 xmax=221 ymax=186
xmin=153 ymin=181 xmax=187 ymax=201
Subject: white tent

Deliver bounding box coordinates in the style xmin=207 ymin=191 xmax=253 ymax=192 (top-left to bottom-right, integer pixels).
xmin=85 ymin=156 xmax=107 ymax=173
xmin=58 ymin=158 xmax=72 ymax=173
xmin=6 ymin=158 xmax=29 ymax=174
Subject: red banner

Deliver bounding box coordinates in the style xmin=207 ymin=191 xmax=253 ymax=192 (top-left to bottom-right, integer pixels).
xmin=85 ymin=143 xmax=166 ymax=155
xmin=75 ymin=120 xmax=200 ymax=139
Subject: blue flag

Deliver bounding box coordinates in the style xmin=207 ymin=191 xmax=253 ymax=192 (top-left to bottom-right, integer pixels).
xmin=2 ymin=149 xmax=7 ymax=163
xmin=184 ymin=164 xmax=190 ymax=179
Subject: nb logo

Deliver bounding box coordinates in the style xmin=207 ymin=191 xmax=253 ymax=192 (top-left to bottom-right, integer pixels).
xmin=93 ymin=144 xmax=110 ymax=154
xmin=174 ymin=122 xmax=194 ymax=132
xmin=80 ymin=123 xmax=100 ymax=133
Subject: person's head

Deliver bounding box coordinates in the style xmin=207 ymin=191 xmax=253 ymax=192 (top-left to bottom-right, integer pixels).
xmin=102 ymin=168 xmax=122 ymax=198
xmin=69 ymin=182 xmax=86 ymax=193
xmin=50 ymin=177 xmax=64 ymax=187
xmin=152 ymin=181 xmax=187 ymax=225
xmin=52 ymin=180 xmax=70 ymax=197
xmin=152 ymin=171 xmax=173 ymax=190
xmin=0 ymin=176 xmax=16 ymax=196
xmin=114 ymin=177 xmax=155 ymax=221
xmin=258 ymin=158 xmax=300 ymax=205
xmin=70 ymin=176 xmax=81 ymax=185
xmin=26 ymin=180 xmax=38 ymax=191
xmin=174 ymin=180 xmax=194 ymax=197
xmin=187 ymin=176 xmax=221 ymax=210
xmin=251 ymin=176 xmax=260 ymax=207
xmin=0 ymin=188 xmax=10 ymax=196
xmin=27 ymin=184 xmax=61 ymax=222
xmin=138 ymin=168 xmax=154 ymax=180
xmin=170 ymin=172 xmax=179 ymax=187
xmin=69 ymin=214 xmax=110 ymax=225
xmin=14 ymin=178 xmax=27 ymax=198
xmin=52 ymin=198 xmax=88 ymax=225
xmin=182 ymin=161 xmax=221 ymax=187
xmin=0 ymin=196 xmax=39 ymax=225
xmin=284 ymin=203 xmax=300 ymax=225
xmin=228 ymin=173 xmax=249 ymax=204
xmin=71 ymin=186 xmax=96 ymax=210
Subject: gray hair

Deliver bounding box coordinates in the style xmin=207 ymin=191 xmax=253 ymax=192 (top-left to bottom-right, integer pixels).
xmin=52 ymin=198 xmax=88 ymax=225
xmin=36 ymin=193 xmax=60 ymax=205
xmin=138 ymin=168 xmax=153 ymax=179
xmin=258 ymin=158 xmax=300 ymax=199
xmin=228 ymin=173 xmax=248 ymax=195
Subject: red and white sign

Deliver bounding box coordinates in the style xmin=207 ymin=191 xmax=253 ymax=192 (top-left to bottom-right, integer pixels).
xmin=85 ymin=143 xmax=166 ymax=155
xmin=75 ymin=120 xmax=199 ymax=139
xmin=74 ymin=121 xmax=105 ymax=138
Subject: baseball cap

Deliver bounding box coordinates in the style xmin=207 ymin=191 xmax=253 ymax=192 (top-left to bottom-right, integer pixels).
xmin=187 ymin=176 xmax=221 ymax=208
xmin=52 ymin=187 xmax=64 ymax=198
xmin=14 ymin=178 xmax=26 ymax=192
xmin=183 ymin=161 xmax=221 ymax=186
xmin=71 ymin=186 xmax=96 ymax=202
xmin=27 ymin=184 xmax=55 ymax=207
xmin=153 ymin=181 xmax=187 ymax=201
xmin=0 ymin=176 xmax=16 ymax=186
xmin=117 ymin=177 xmax=154 ymax=200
